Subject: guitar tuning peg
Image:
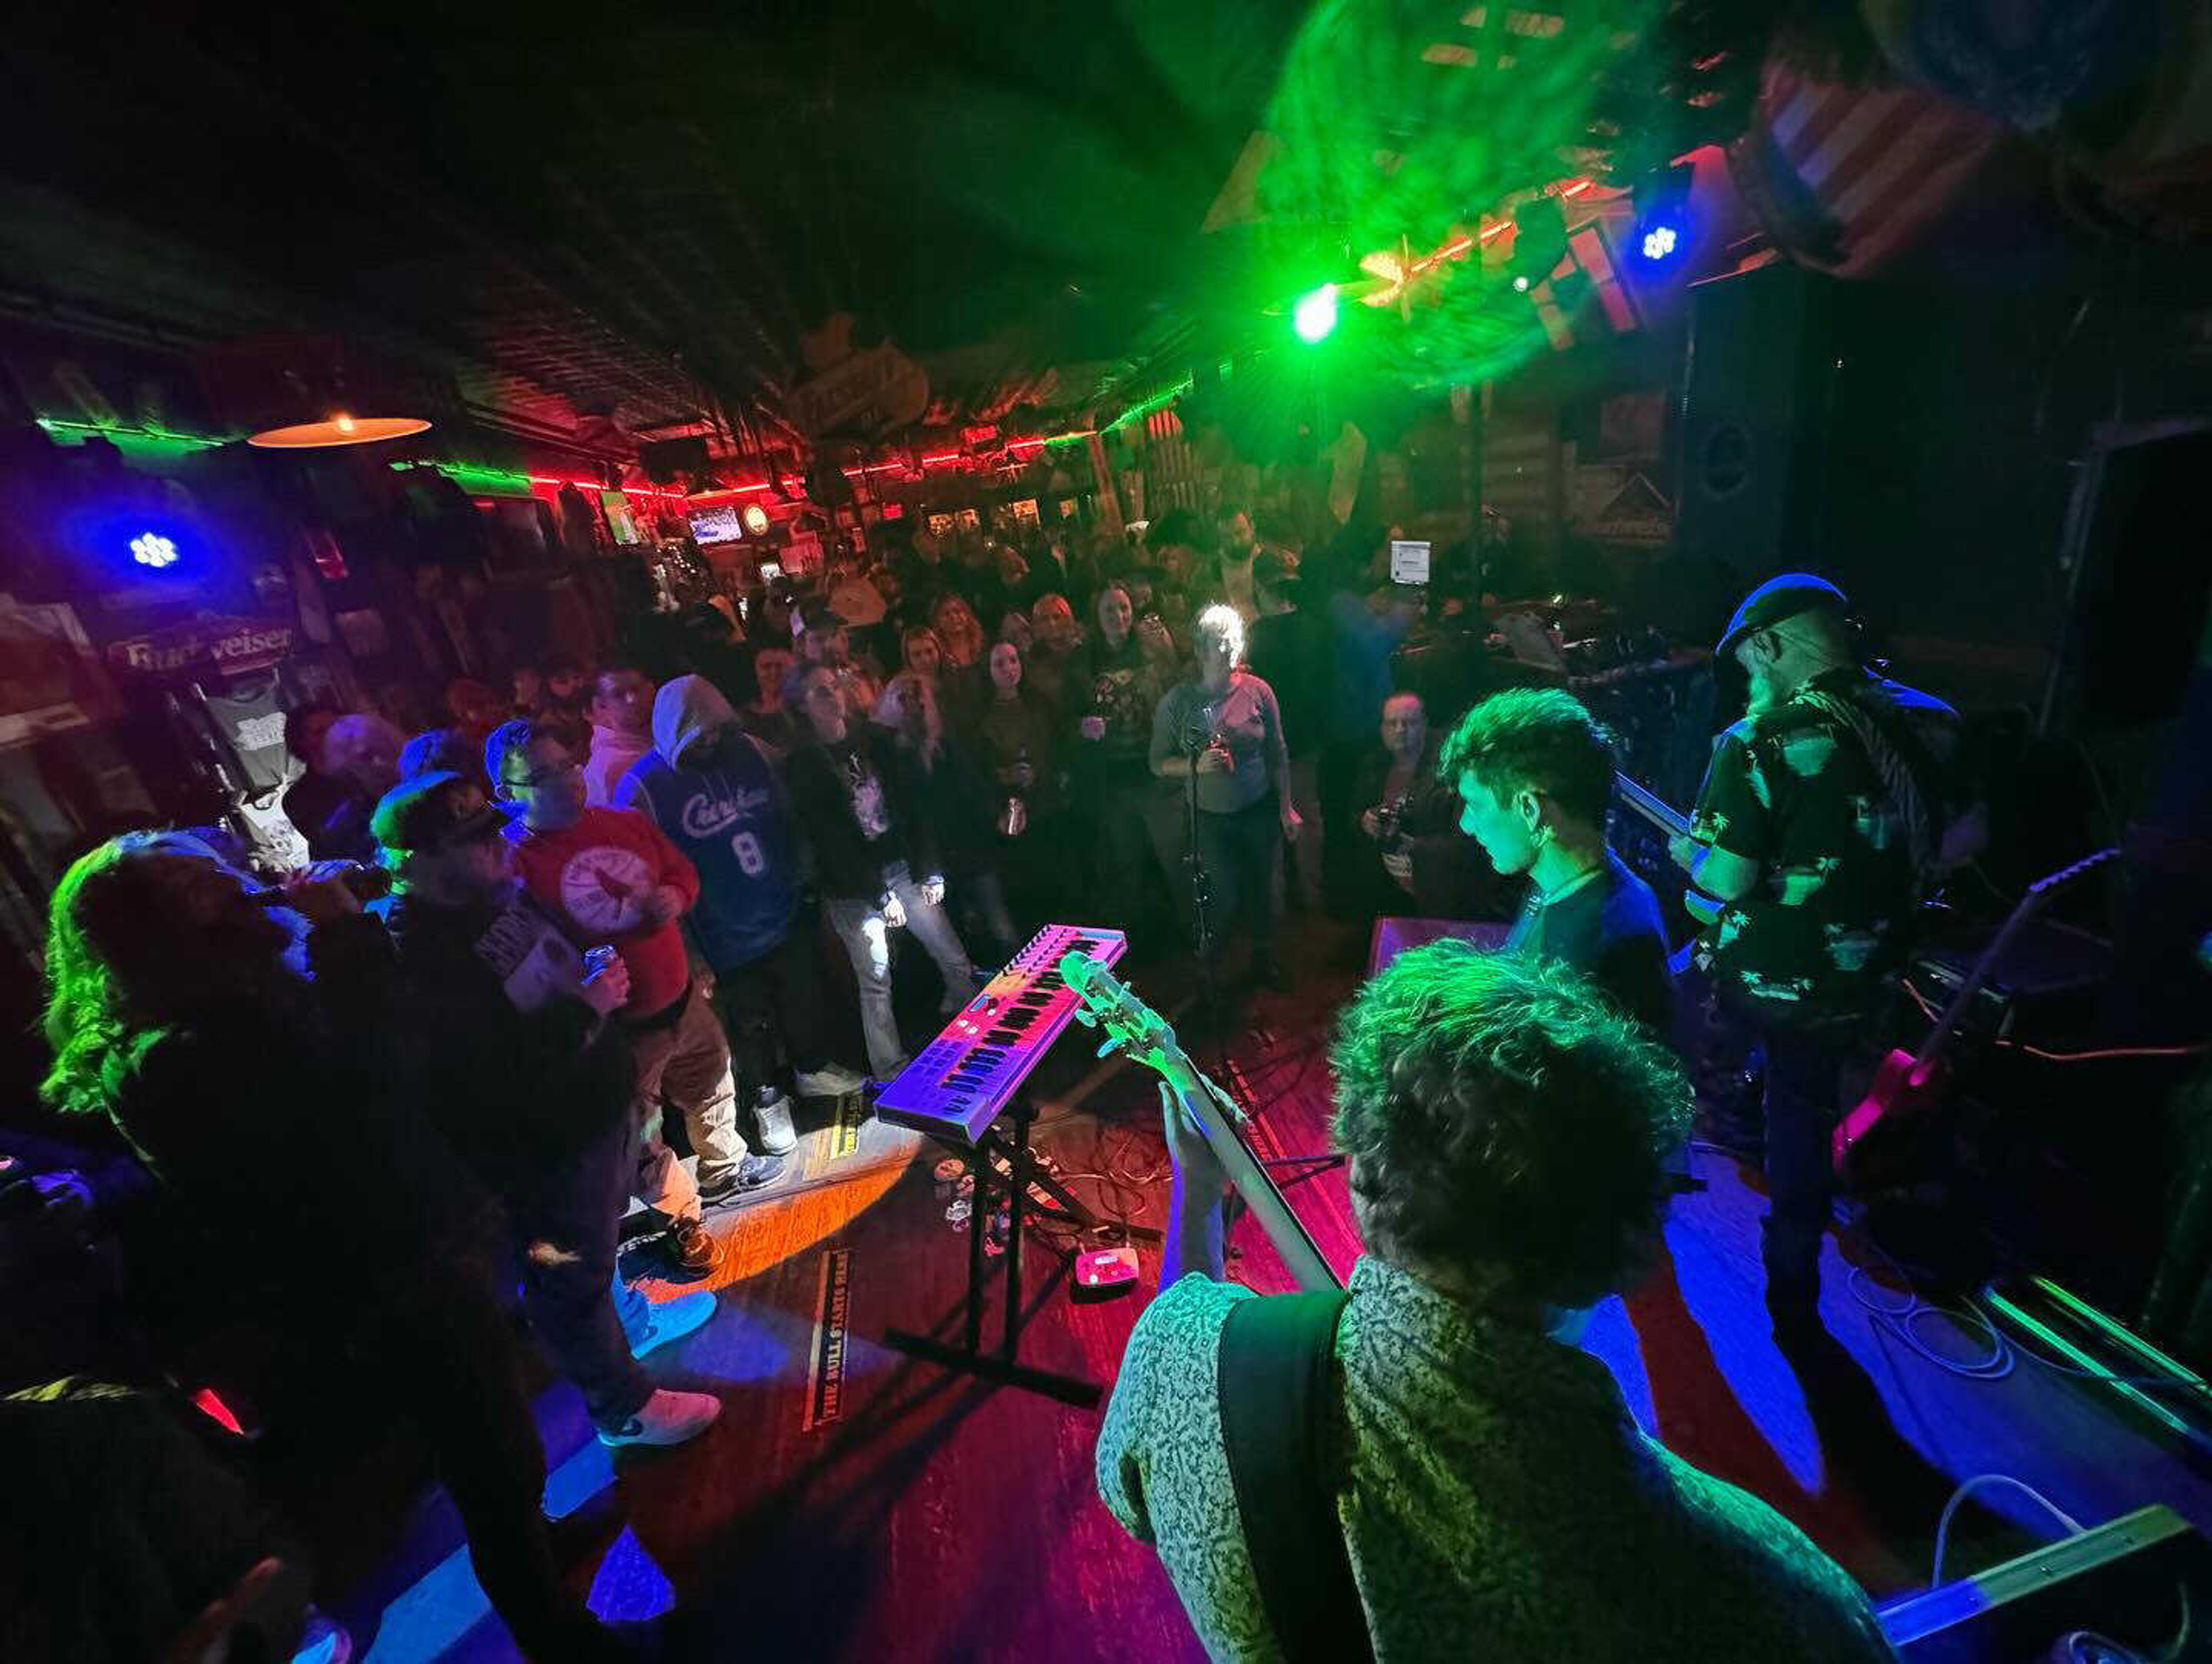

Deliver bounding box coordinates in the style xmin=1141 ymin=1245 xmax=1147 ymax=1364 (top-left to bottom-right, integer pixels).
xmin=1096 ymin=1036 xmax=1124 ymax=1060
xmin=1072 ymin=1008 xmax=1096 ymax=1028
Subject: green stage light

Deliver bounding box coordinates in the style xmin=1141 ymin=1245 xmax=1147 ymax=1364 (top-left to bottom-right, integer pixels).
xmin=1293 ymin=284 xmax=1339 ymax=343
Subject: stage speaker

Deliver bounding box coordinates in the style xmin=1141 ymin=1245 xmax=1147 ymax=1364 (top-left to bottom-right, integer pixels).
xmin=1672 ymin=262 xmax=1839 ymax=582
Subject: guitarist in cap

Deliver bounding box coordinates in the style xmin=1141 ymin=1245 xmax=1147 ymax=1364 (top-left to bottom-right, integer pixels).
xmin=1670 ymin=573 xmax=1971 ymax=1341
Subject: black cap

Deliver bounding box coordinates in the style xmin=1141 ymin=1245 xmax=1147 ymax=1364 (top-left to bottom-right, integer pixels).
xmin=371 ymin=772 xmax=506 ymax=855
xmin=1717 ymin=573 xmax=1849 ymax=656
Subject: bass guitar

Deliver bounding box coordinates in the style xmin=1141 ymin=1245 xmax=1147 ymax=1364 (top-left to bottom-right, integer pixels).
xmin=1060 ymin=951 xmax=1342 ymax=1293
xmin=1613 ymin=770 xmax=1725 ymax=928
xmin=1831 ymin=846 xmax=2118 ymax=1186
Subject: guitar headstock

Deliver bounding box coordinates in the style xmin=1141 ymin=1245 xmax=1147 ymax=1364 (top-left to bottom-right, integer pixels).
xmin=1060 ymin=951 xmax=1196 ymax=1089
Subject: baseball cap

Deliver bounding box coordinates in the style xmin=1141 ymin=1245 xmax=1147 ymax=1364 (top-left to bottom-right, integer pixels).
xmin=371 ymin=771 xmax=506 ymax=855
xmin=1717 ymin=573 xmax=1849 ymax=656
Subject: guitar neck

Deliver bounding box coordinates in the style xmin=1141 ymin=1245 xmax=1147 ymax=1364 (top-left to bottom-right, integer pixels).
xmin=1614 ymin=770 xmax=1689 ymax=839
xmin=1161 ymin=1053 xmax=1343 ymax=1293
xmin=1060 ymin=952 xmax=1343 ymax=1292
xmin=1914 ymin=847 xmax=2117 ymax=1076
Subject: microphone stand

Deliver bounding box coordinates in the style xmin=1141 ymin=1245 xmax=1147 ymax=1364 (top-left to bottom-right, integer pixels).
xmin=1180 ymin=724 xmax=1221 ymax=1025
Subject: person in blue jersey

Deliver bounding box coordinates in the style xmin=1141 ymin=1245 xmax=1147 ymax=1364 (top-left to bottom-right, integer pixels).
xmin=615 ymin=676 xmax=867 ymax=1133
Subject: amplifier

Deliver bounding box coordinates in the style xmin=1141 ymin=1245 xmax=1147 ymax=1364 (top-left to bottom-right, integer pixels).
xmin=1902 ymin=917 xmax=2111 ymax=1049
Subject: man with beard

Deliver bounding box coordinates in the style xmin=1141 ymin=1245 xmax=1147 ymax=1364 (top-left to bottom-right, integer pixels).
xmin=376 ymin=772 xmax=725 ymax=1447
xmin=1671 ymin=574 xmax=1968 ymax=1340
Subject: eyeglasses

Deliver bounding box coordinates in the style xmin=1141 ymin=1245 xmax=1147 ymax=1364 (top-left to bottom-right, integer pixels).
xmin=506 ymin=761 xmax=580 ymax=790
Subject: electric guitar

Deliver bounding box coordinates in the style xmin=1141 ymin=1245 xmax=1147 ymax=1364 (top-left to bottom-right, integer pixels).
xmin=1060 ymin=952 xmax=1342 ymax=1292
xmin=1831 ymin=846 xmax=2118 ymax=1186
xmin=1613 ymin=770 xmax=1725 ymax=927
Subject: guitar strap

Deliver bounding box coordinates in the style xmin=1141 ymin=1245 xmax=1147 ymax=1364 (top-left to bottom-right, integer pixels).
xmin=1798 ymin=679 xmax=1951 ymax=886
xmin=1217 ymin=1289 xmax=1370 ymax=1664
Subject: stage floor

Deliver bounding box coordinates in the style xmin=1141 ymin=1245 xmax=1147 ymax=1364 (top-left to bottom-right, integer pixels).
xmin=328 ymin=918 xmax=2212 ymax=1661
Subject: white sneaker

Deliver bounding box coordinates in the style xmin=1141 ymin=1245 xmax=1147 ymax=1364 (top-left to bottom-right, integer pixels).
xmin=597 ymin=1387 xmax=722 ymax=1449
xmin=794 ymin=1062 xmax=869 ymax=1098
xmin=753 ymin=1090 xmax=797 ymax=1155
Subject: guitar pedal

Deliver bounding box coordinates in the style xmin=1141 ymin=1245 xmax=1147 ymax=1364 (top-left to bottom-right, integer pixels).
xmin=1072 ymin=1245 xmax=1139 ymax=1303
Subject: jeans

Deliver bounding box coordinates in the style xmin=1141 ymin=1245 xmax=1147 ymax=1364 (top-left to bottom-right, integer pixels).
xmin=365 ymin=1275 xmax=613 ymax=1658
xmin=627 ymin=981 xmax=747 ymax=1190
xmin=951 ymin=863 xmax=1017 ymax=969
xmin=713 ymin=919 xmax=844 ymax=1102
xmin=502 ymin=1107 xmax=655 ymax=1431
xmin=1192 ymin=792 xmax=1283 ymax=960
xmin=1757 ymin=1016 xmax=1858 ymax=1308
xmin=825 ymin=865 xmax=978 ymax=1077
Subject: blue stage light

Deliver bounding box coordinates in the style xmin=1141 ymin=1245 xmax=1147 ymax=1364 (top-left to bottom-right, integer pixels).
xmin=130 ymin=532 xmax=180 ymax=570
xmin=1640 ymin=224 xmax=1679 ymax=262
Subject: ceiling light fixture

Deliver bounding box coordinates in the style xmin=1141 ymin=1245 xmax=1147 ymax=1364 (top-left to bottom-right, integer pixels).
xmin=249 ymin=413 xmax=432 ymax=449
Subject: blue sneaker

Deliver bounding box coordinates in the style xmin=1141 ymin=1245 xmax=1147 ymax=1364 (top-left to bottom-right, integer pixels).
xmin=628 ymin=1289 xmax=718 ymax=1360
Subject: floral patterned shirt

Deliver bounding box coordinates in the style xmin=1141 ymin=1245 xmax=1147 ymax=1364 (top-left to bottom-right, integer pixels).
xmin=1691 ymin=667 xmax=1961 ymax=1022
xmin=1097 ymin=1257 xmax=1894 ymax=1663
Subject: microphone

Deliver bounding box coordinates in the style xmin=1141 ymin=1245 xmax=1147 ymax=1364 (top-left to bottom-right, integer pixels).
xmin=1181 ymin=700 xmax=1219 ymax=756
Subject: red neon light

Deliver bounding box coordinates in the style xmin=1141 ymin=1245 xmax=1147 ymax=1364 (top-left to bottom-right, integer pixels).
xmin=1559 ymin=179 xmax=1592 ymax=198
xmin=919 ymin=451 xmax=962 ymax=466
xmin=524 ymin=474 xmax=687 ymax=501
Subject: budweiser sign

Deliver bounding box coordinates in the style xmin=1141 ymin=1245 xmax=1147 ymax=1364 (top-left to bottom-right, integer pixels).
xmin=108 ymin=615 xmax=296 ymax=677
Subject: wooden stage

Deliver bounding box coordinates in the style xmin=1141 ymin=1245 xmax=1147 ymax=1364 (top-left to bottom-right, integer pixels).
xmin=327 ymin=918 xmax=2212 ymax=1661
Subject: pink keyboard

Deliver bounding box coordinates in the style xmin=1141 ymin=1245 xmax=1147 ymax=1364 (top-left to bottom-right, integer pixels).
xmin=873 ymin=923 xmax=1128 ymax=1143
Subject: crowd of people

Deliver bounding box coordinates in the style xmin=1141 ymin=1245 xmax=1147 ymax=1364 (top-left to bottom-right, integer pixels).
xmin=275 ymin=506 xmax=1508 ymax=1018
xmin=20 ymin=523 xmax=1973 ymax=1658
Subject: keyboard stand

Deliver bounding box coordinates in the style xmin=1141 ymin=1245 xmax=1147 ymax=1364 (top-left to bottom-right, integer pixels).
xmin=885 ymin=1096 xmax=1146 ymax=1409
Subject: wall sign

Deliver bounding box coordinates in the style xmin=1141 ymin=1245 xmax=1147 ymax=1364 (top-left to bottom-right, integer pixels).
xmin=106 ymin=615 xmax=296 ymax=678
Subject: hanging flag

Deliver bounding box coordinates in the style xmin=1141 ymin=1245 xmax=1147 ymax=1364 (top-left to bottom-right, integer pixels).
xmin=1730 ymin=66 xmax=2006 ymax=278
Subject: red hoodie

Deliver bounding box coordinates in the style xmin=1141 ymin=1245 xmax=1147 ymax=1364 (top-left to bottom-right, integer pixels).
xmin=506 ymin=805 xmax=700 ymax=1021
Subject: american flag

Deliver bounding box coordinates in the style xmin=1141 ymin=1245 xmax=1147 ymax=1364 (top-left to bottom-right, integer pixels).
xmin=1731 ymin=65 xmax=2010 ymax=278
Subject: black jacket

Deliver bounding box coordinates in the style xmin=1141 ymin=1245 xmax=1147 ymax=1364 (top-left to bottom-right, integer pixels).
xmin=384 ymin=890 xmax=634 ymax=1181
xmin=783 ymin=727 xmax=940 ymax=899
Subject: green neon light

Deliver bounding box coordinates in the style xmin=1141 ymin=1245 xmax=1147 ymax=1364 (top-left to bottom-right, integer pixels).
xmin=391 ymin=460 xmax=535 ymax=495
xmin=1982 ymin=1286 xmax=2201 ymax=1445
xmin=36 ymin=416 xmax=228 ymax=452
xmin=2029 ymin=1276 xmax=2212 ymax=1394
xmin=1102 ymin=375 xmax=1196 ymax=438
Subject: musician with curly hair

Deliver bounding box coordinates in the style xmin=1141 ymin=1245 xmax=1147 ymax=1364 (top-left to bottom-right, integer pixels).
xmin=1097 ymin=944 xmax=1889 ymax=1663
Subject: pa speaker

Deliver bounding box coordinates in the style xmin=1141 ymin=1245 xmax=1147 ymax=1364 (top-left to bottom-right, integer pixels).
xmin=1673 ymin=262 xmax=1838 ymax=581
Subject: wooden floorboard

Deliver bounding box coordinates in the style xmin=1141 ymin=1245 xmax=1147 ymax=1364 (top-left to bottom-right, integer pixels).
xmin=339 ymin=917 xmax=2212 ymax=1661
